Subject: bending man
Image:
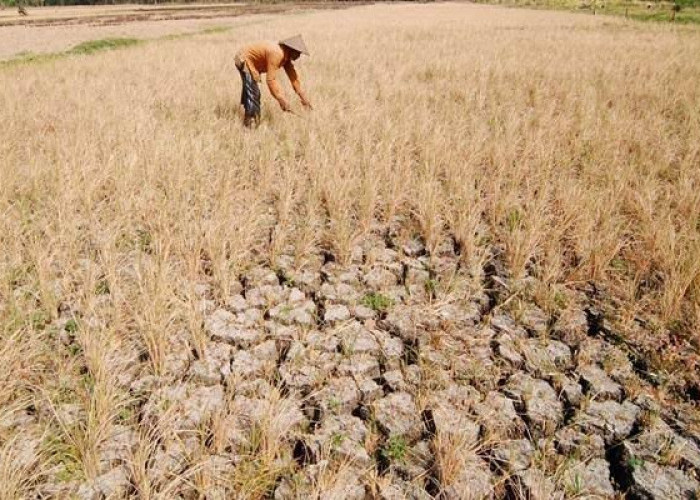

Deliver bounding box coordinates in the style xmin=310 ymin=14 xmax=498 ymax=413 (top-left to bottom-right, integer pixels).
xmin=234 ymin=35 xmax=312 ymax=127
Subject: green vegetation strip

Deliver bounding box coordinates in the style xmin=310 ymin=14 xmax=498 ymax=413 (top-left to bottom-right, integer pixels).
xmin=0 ymin=26 xmax=231 ymax=69
xmin=70 ymin=37 xmax=141 ymax=54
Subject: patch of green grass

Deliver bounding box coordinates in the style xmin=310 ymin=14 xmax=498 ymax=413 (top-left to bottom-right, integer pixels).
xmin=94 ymin=278 xmax=110 ymax=295
xmin=553 ymin=290 xmax=568 ymax=309
xmin=278 ymin=304 xmax=294 ymax=316
xmin=55 ymin=462 xmax=82 ymax=483
xmin=327 ymin=397 xmax=342 ymax=411
xmin=667 ymin=319 xmax=683 ymax=333
xmin=64 ymin=319 xmax=79 ymax=334
xmin=161 ymin=26 xmax=230 ymax=42
xmin=424 ymin=278 xmax=438 ymax=298
xmin=117 ymin=406 xmax=134 ymax=424
xmin=628 ymin=455 xmax=645 ymax=470
xmin=67 ymin=343 xmax=82 ymax=357
xmin=200 ymin=26 xmax=232 ymax=35
xmin=135 ymin=228 xmax=153 ymax=253
xmin=505 ymin=208 xmax=522 ymax=232
xmin=361 ymin=292 xmax=394 ymax=313
xmin=80 ymin=372 xmax=95 ymax=392
xmin=610 ymin=257 xmax=628 ymax=272
xmin=8 ymin=262 xmax=36 ymax=288
xmin=566 ymin=471 xmax=584 ymax=495
xmin=68 ymin=38 xmax=141 ymax=56
xmin=44 ymin=434 xmax=83 ymax=483
xmin=330 ymin=433 xmax=345 ymax=449
xmin=631 ymin=10 xmax=700 ymax=23
xmin=30 ymin=310 xmax=50 ymax=331
xmin=381 ymin=435 xmax=408 ymax=463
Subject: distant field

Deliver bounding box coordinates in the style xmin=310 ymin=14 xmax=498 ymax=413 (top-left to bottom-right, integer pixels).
xmin=1 ymin=2 xmax=700 ymax=497
xmin=0 ymin=2 xmax=351 ymax=60
xmin=476 ymin=0 xmax=700 ymax=23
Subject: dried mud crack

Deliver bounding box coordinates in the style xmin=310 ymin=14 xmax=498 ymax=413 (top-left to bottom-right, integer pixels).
xmin=24 ymin=225 xmax=698 ymax=498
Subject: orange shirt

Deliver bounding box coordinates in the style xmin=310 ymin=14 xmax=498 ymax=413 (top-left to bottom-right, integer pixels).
xmin=235 ymin=42 xmax=309 ymax=109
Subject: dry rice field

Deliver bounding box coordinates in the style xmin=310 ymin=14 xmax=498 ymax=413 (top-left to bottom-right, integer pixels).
xmin=1 ymin=2 xmax=700 ymax=498
xmin=0 ymin=2 xmax=343 ymax=60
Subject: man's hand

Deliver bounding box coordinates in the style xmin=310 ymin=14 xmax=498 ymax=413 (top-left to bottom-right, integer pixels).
xmin=280 ymin=100 xmax=292 ymax=112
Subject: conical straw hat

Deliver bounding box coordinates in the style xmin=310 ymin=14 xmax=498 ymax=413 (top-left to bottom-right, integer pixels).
xmin=279 ymin=35 xmax=309 ymax=56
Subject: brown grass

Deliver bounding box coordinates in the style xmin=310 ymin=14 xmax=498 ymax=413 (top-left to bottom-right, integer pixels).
xmin=1 ymin=1 xmax=700 ymax=494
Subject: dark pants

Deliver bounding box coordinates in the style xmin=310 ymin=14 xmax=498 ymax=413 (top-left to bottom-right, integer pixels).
xmin=237 ymin=62 xmax=261 ymax=127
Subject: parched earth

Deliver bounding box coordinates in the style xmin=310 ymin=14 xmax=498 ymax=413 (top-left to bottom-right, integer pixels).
xmin=24 ymin=222 xmax=700 ymax=498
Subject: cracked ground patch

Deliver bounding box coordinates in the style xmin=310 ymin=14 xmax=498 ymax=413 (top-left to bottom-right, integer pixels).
xmin=30 ymin=227 xmax=697 ymax=499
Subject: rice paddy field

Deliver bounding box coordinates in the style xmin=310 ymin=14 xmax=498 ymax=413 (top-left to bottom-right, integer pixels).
xmin=1 ymin=2 xmax=700 ymax=497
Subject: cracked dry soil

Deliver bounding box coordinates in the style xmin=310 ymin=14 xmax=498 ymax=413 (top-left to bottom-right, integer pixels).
xmin=23 ymin=223 xmax=700 ymax=499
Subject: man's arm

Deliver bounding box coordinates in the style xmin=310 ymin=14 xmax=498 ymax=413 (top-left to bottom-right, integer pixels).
xmin=284 ymin=61 xmax=311 ymax=108
xmin=249 ymin=65 xmax=261 ymax=83
xmin=266 ymin=58 xmax=291 ymax=111
xmin=244 ymin=59 xmax=261 ymax=83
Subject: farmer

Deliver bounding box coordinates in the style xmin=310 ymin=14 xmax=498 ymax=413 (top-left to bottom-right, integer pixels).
xmin=234 ymin=35 xmax=313 ymax=127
